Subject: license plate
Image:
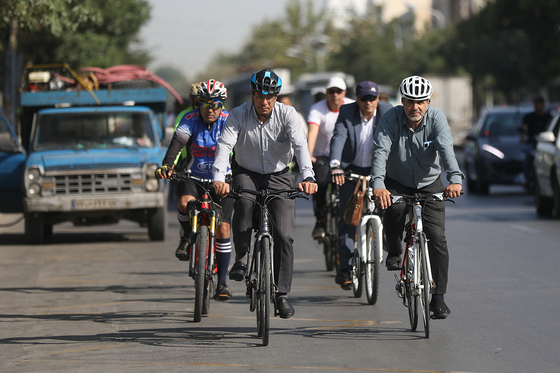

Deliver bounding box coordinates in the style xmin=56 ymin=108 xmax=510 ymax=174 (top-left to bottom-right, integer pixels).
xmin=72 ymin=199 xmax=117 ymax=210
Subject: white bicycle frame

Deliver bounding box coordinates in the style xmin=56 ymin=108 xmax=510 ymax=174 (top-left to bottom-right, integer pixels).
xmin=347 ymin=174 xmax=383 ymax=265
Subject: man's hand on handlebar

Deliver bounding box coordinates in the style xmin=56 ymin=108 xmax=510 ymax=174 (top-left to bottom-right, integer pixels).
xmin=331 ymin=168 xmax=345 ymax=186
xmin=298 ymin=180 xmax=318 ymax=195
xmin=213 ymin=181 xmax=230 ymax=197
xmin=444 ymin=183 xmax=463 ymax=199
xmin=155 ymin=164 xmax=173 ymax=179
xmin=373 ymin=188 xmax=391 ymax=210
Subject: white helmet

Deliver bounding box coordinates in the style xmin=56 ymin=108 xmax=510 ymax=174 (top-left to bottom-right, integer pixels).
xmin=399 ymin=76 xmax=433 ymax=101
xmin=198 ymin=79 xmax=228 ymax=101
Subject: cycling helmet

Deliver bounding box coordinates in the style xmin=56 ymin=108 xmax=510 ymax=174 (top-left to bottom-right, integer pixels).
xmin=198 ymin=79 xmax=228 ymax=101
xmin=189 ymin=82 xmax=202 ymax=97
xmin=250 ymin=68 xmax=282 ymax=95
xmin=399 ymin=75 xmax=433 ymax=101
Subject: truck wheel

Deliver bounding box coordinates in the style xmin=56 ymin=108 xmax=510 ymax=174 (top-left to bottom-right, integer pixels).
xmin=25 ymin=213 xmax=45 ymax=245
xmin=148 ymin=207 xmax=166 ymax=241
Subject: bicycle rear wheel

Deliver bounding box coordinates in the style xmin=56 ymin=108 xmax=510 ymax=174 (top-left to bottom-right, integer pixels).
xmin=365 ymin=221 xmax=380 ymax=305
xmin=352 ymin=249 xmax=363 ymax=298
xmin=257 ymin=236 xmax=271 ymax=346
xmin=417 ymin=232 xmax=430 ymax=338
xmin=405 ymin=247 xmax=418 ymax=331
xmin=194 ymin=225 xmax=207 ymax=323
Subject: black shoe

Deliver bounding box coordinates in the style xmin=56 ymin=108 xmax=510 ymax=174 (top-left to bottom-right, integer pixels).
xmin=229 ymin=261 xmax=246 ymax=282
xmin=385 ymin=256 xmax=401 ymax=271
xmin=276 ymin=295 xmax=295 ymax=318
xmin=312 ymin=222 xmax=326 ymax=240
xmin=430 ymin=296 xmax=451 ymax=319
xmin=335 ymin=269 xmax=352 ymax=290
xmin=214 ymin=283 xmax=232 ymax=301
xmin=175 ymin=237 xmax=190 ymax=261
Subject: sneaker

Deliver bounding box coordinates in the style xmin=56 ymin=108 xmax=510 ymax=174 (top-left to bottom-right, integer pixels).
xmin=214 ymin=283 xmax=232 ymax=301
xmin=312 ymin=222 xmax=326 ymax=240
xmin=175 ymin=237 xmax=190 ymax=261
xmin=229 ymin=261 xmax=246 ymax=282
xmin=335 ymin=269 xmax=352 ymax=290
xmin=385 ymin=256 xmax=401 ymax=271
xmin=430 ymin=296 xmax=451 ymax=319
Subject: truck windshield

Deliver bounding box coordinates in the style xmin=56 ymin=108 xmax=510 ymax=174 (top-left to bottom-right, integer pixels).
xmin=33 ymin=111 xmax=155 ymax=150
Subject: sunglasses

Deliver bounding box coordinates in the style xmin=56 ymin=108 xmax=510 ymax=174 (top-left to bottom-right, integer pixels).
xmin=200 ymin=101 xmax=223 ymax=110
xmin=360 ymin=95 xmax=378 ymax=102
xmin=327 ymin=88 xmax=343 ymax=95
xmin=253 ymin=94 xmax=277 ymax=101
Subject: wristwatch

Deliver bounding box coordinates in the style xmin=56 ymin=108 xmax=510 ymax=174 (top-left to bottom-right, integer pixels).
xmin=303 ymin=176 xmax=316 ymax=183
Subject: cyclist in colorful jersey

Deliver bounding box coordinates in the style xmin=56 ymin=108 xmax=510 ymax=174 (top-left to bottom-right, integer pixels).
xmin=156 ymin=79 xmax=234 ymax=301
xmin=307 ymin=77 xmax=354 ymax=240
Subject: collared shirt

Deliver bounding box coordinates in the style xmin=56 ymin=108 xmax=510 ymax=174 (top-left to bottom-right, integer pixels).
xmin=213 ymin=101 xmax=314 ymax=182
xmin=351 ymin=109 xmax=376 ymax=168
xmin=371 ymin=105 xmax=464 ymax=190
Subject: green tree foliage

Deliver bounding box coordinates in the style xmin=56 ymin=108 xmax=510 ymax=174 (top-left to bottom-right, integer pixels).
xmin=443 ymin=0 xmax=560 ymax=103
xmin=1 ymin=0 xmax=151 ymax=69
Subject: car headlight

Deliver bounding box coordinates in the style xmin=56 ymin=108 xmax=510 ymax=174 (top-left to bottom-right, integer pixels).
xmin=27 ymin=167 xmax=41 ymax=181
xmin=145 ymin=178 xmax=159 ymax=192
xmin=28 ymin=183 xmax=41 ymax=196
xmin=481 ymin=144 xmax=505 ymax=159
xmin=146 ymin=164 xmax=158 ymax=179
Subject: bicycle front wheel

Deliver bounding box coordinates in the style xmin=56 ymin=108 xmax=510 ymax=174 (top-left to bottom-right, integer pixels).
xmin=405 ymin=248 xmax=418 ymax=331
xmin=258 ymin=236 xmax=271 ymax=346
xmin=417 ymin=232 xmax=430 ymax=338
xmin=365 ymin=221 xmax=380 ymax=305
xmin=352 ymin=249 xmax=363 ymax=298
xmin=324 ymin=209 xmax=337 ymax=271
xmin=194 ymin=225 xmax=208 ymax=323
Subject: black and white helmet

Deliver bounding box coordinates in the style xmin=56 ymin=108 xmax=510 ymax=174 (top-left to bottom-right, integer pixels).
xmin=250 ymin=68 xmax=282 ymax=96
xmin=198 ymin=79 xmax=228 ymax=101
xmin=399 ymin=76 xmax=433 ymax=101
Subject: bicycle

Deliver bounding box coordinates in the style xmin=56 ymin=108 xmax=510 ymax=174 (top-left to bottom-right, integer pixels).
xmin=170 ymin=172 xmax=225 ymax=322
xmin=229 ymin=186 xmax=308 ymax=346
xmin=344 ymin=172 xmax=383 ymax=305
xmin=393 ymin=192 xmax=458 ymax=338
xmin=322 ymin=181 xmax=340 ymax=272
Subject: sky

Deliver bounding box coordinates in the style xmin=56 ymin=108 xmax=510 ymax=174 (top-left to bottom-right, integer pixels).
xmin=139 ymin=0 xmax=326 ymax=80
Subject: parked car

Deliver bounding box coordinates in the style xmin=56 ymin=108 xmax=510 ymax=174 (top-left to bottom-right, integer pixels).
xmin=534 ymin=110 xmax=560 ymax=217
xmin=464 ymin=106 xmax=532 ymax=194
xmin=0 ymin=113 xmax=26 ymax=212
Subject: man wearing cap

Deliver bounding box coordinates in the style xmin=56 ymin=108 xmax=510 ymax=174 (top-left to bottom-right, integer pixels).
xmin=329 ymin=81 xmax=392 ymax=289
xmin=307 ymin=76 xmax=355 ymax=240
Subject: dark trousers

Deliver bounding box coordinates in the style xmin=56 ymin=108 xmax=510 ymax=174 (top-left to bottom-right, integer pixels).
xmin=312 ymin=156 xmax=330 ymax=223
xmin=232 ymin=170 xmax=296 ymax=294
xmin=337 ymin=166 xmax=371 ymax=271
xmin=383 ymin=177 xmax=449 ymax=294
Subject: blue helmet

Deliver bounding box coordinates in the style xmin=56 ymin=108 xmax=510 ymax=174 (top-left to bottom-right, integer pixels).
xmin=250 ymin=68 xmax=282 ymax=95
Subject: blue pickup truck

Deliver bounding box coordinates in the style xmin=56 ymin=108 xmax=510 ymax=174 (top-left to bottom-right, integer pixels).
xmin=0 ymin=65 xmax=171 ymax=244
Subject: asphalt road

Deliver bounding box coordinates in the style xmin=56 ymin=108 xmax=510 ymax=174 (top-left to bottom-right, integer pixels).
xmin=1 ymin=184 xmax=560 ymax=373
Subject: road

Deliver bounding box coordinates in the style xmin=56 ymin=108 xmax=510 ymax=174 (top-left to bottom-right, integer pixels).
xmin=1 ymin=185 xmax=560 ymax=373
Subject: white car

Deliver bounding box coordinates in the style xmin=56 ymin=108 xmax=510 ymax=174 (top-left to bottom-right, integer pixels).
xmin=534 ymin=110 xmax=560 ymax=217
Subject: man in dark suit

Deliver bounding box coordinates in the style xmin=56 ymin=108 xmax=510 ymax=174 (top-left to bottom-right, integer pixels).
xmin=329 ymin=81 xmax=392 ymax=289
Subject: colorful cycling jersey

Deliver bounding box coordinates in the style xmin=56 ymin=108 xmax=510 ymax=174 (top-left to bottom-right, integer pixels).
xmin=162 ymin=108 xmax=229 ymax=179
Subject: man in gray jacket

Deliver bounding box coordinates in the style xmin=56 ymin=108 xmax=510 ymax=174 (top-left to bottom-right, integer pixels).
xmin=330 ymin=81 xmax=392 ymax=289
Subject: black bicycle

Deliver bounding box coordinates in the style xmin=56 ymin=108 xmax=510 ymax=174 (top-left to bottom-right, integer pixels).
xmin=229 ymin=186 xmax=308 ymax=346
xmin=323 ymin=181 xmax=340 ymax=272
xmin=170 ymin=173 xmax=224 ymax=322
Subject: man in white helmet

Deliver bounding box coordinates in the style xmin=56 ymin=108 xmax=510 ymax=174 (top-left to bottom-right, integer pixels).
xmin=371 ymin=76 xmax=463 ymax=319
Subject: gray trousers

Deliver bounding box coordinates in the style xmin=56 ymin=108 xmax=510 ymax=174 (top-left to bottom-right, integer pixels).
xmin=232 ymin=170 xmax=296 ymax=294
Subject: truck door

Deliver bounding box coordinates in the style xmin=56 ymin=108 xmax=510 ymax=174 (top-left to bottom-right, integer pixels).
xmin=0 ymin=115 xmax=26 ymax=212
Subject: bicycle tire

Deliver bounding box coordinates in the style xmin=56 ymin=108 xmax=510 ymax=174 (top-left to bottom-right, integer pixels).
xmin=259 ymin=236 xmax=271 ymax=346
xmin=202 ymin=274 xmax=213 ymax=316
xmin=352 ymin=249 xmax=363 ymax=298
xmin=405 ymin=248 xmax=418 ymax=331
xmin=324 ymin=209 xmax=336 ymax=271
xmin=418 ymin=232 xmax=430 ymax=338
xmin=365 ymin=221 xmax=380 ymax=305
xmin=194 ymin=225 xmax=207 ymax=323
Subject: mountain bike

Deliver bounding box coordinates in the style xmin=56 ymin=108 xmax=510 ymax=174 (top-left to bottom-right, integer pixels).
xmin=323 ymin=182 xmax=340 ymax=272
xmin=171 ymin=173 xmax=224 ymax=322
xmin=229 ymin=186 xmax=308 ymax=346
xmin=393 ymin=192 xmax=458 ymax=338
xmin=345 ymin=173 xmax=383 ymax=305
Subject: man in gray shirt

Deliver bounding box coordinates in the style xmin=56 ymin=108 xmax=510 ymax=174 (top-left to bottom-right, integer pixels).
xmin=372 ymin=76 xmax=463 ymax=319
xmin=213 ymin=68 xmax=317 ymax=318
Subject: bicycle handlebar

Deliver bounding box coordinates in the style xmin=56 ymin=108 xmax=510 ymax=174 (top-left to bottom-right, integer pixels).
xmin=391 ymin=190 xmax=463 ymax=203
xmin=229 ymin=186 xmax=309 ymax=201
